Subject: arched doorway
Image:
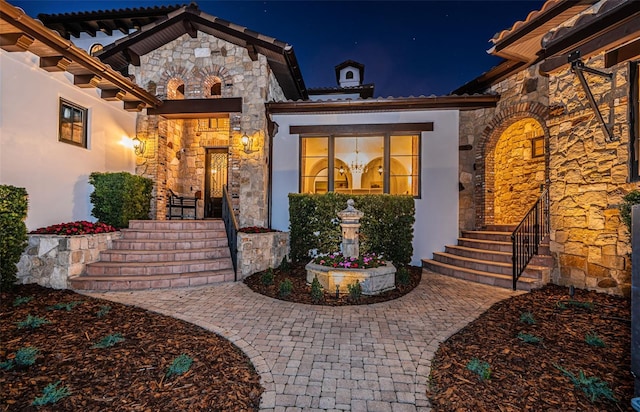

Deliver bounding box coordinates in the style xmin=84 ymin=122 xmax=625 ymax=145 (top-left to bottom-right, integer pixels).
xmin=488 ymin=118 xmax=547 ymax=225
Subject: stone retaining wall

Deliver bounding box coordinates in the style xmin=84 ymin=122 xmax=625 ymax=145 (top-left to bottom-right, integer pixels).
xmin=16 ymin=232 xmax=122 ymax=289
xmin=236 ymin=231 xmax=289 ymax=280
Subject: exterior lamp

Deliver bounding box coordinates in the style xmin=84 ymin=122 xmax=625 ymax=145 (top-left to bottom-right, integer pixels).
xmin=241 ymin=132 xmax=256 ymax=153
xmin=378 ymin=165 xmax=383 ymax=175
xmin=339 ymin=166 xmax=345 ymax=175
xmin=132 ymin=136 xmax=145 ymax=156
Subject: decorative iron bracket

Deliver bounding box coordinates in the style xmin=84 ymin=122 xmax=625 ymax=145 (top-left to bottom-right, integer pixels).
xmin=568 ymin=50 xmax=616 ymax=142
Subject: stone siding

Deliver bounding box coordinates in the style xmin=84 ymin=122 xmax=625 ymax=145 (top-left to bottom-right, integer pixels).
xmin=236 ymin=231 xmax=289 ymax=279
xmin=546 ymin=53 xmax=635 ymax=295
xmin=131 ymin=32 xmax=283 ymax=226
xmin=16 ymin=232 xmax=122 ymax=289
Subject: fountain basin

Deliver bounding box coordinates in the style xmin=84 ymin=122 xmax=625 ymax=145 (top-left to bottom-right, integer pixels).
xmin=305 ymin=261 xmax=396 ymax=296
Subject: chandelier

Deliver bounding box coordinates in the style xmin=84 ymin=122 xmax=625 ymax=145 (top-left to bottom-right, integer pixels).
xmin=350 ymin=138 xmax=367 ymax=173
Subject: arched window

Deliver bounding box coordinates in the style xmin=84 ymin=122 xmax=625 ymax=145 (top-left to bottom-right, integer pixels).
xmin=345 ymin=71 xmax=354 ymax=79
xmin=167 ymin=78 xmax=185 ymax=100
xmin=204 ymin=76 xmax=222 ymax=98
xmin=89 ymin=43 xmax=103 ymax=56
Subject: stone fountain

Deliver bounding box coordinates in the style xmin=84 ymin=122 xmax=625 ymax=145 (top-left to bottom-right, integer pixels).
xmin=305 ymin=199 xmax=396 ymax=295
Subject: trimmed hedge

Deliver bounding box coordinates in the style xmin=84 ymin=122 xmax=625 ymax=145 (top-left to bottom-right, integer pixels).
xmin=89 ymin=172 xmax=153 ymax=229
xmin=289 ymin=193 xmax=415 ymax=265
xmin=620 ymin=189 xmax=640 ymax=233
xmin=0 ymin=185 xmax=28 ymax=290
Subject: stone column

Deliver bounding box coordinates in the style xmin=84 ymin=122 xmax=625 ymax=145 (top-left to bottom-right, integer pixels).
xmin=337 ymin=199 xmax=364 ymax=258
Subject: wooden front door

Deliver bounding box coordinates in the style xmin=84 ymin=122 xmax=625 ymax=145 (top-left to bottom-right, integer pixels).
xmin=205 ymin=148 xmax=228 ymax=218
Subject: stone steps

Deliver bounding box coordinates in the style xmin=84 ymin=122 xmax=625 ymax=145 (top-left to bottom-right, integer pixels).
xmin=423 ymin=225 xmax=551 ymax=291
xmin=70 ymin=219 xmax=235 ymax=291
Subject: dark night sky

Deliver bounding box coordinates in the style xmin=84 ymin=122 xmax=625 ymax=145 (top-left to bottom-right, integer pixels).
xmin=11 ymin=1 xmax=545 ymax=97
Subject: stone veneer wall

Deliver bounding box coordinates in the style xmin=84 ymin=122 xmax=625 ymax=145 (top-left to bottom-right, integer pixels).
xmin=236 ymin=231 xmax=289 ymax=280
xmin=16 ymin=232 xmax=122 ymax=289
xmin=131 ymin=32 xmax=286 ymax=226
xmin=546 ymin=53 xmax=635 ymax=296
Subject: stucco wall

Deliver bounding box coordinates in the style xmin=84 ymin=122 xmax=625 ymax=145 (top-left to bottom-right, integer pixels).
xmin=270 ymin=110 xmax=460 ymax=266
xmin=0 ymin=50 xmax=137 ymax=231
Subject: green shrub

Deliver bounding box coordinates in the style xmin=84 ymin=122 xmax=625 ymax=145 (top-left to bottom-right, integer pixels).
xmin=0 ymin=185 xmax=28 ymax=291
xmin=279 ymin=279 xmax=293 ymax=297
xmin=347 ymin=280 xmax=362 ymax=301
xmin=32 ymin=381 xmax=71 ymax=406
xmin=91 ymin=333 xmax=125 ymax=349
xmin=89 ymin=172 xmax=153 ymax=228
xmin=13 ymin=296 xmax=33 ymax=307
xmin=620 ymin=189 xmax=640 ymax=233
xmin=517 ymin=332 xmax=542 ymax=344
xmin=466 ymin=358 xmax=491 ymax=381
xmin=310 ymin=276 xmax=323 ymax=303
xmin=17 ymin=315 xmax=50 ymax=329
xmin=288 ymin=193 xmax=415 ymax=265
xmin=47 ymin=301 xmax=83 ymax=311
xmin=396 ymin=266 xmax=410 ymax=285
xmin=585 ymin=332 xmax=606 ymax=347
xmin=96 ymin=305 xmax=111 ymax=318
xmin=261 ymin=268 xmax=274 ymax=286
xmin=0 ymin=345 xmax=39 ymax=370
xmin=557 ymin=299 xmax=594 ymax=311
xmin=555 ymin=364 xmax=617 ymax=403
xmin=278 ymin=256 xmax=291 ymax=273
xmin=166 ymin=353 xmax=193 ymax=378
xmin=519 ymin=312 xmax=536 ymax=325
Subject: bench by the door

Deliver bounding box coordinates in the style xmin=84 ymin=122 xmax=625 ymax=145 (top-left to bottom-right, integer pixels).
xmin=166 ymin=189 xmax=197 ymax=220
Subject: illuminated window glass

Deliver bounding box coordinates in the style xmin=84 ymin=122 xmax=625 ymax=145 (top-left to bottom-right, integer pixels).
xmin=390 ymin=135 xmax=420 ymax=195
xmin=59 ymin=99 xmax=88 ymax=148
xmin=531 ymin=136 xmax=545 ymax=158
xmin=301 ymin=137 xmax=329 ymax=193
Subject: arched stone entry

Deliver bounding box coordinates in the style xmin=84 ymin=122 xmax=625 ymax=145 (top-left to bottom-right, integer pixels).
xmin=476 ymin=103 xmax=549 ymax=227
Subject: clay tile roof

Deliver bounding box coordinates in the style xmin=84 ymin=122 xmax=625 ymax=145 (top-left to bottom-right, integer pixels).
xmin=490 ymin=0 xmax=565 ymax=44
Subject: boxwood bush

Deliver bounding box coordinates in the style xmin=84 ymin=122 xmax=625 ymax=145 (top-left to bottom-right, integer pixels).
xmin=0 ymin=185 xmax=28 ymax=291
xmin=289 ymin=193 xmax=415 ymax=265
xmin=89 ymin=172 xmax=153 ymax=229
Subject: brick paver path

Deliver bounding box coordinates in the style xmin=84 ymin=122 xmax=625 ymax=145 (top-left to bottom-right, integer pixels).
xmin=83 ymin=271 xmax=521 ymax=411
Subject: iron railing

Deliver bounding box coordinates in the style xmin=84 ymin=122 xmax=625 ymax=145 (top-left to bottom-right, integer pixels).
xmin=511 ymin=188 xmax=550 ymax=290
xmin=222 ymin=185 xmax=239 ymax=280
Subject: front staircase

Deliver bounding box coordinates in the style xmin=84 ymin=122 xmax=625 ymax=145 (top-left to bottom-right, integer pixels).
xmin=422 ymin=225 xmax=552 ymax=291
xmin=70 ymin=220 xmax=235 ymax=291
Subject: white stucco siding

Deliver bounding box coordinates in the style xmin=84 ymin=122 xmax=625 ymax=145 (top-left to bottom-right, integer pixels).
xmin=0 ymin=50 xmax=137 ymax=231
xmin=270 ymin=109 xmax=459 ymax=265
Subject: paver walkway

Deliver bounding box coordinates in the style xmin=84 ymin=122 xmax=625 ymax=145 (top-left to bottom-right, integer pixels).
xmin=83 ymin=271 xmax=521 ymax=411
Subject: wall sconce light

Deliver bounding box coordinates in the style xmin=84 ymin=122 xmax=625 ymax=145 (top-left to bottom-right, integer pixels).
xmin=378 ymin=165 xmax=383 ymax=176
xmin=241 ymin=132 xmax=257 ymax=154
xmin=339 ymin=166 xmax=345 ymax=176
xmin=132 ymin=136 xmax=145 ymax=156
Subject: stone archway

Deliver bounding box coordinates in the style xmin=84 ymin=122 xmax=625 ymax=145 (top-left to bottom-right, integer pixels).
xmin=476 ymin=103 xmax=549 ymax=227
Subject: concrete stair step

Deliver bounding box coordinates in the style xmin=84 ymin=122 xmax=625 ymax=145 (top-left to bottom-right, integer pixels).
xmin=85 ymin=258 xmax=233 ymax=276
xmin=444 ymin=244 xmax=512 ymax=263
xmin=484 ymin=224 xmax=517 ymax=232
xmin=461 ymin=230 xmax=512 ymax=242
xmin=422 ymin=259 xmax=542 ymax=291
xmin=69 ymin=269 xmax=235 ymax=291
xmin=112 ymin=238 xmax=228 ymax=251
xmin=433 ymin=252 xmax=513 ymax=276
xmin=458 ymin=237 xmax=512 ymax=253
xmin=127 ymin=220 xmax=225 ymax=231
xmin=119 ymin=228 xmax=226 ymax=240
xmin=98 ymin=247 xmax=230 ymax=263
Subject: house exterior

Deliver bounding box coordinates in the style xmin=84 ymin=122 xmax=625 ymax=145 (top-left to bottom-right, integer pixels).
xmin=1 ymin=0 xmax=637 ymax=295
xmin=453 ymin=0 xmax=640 ymax=296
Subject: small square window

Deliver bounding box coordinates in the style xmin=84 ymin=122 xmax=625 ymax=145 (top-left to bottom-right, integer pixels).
xmin=531 ymin=136 xmax=544 ymax=158
xmin=59 ymin=99 xmax=88 ymax=148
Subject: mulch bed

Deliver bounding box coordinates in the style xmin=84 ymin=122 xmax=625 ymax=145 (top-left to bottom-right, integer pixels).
xmin=428 ymin=284 xmax=633 ymax=412
xmin=243 ymin=262 xmax=422 ymax=305
xmin=0 ymin=284 xmax=262 ymax=411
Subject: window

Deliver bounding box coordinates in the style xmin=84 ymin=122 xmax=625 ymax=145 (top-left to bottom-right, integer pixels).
xmin=345 ymin=70 xmax=354 ymax=79
xmin=89 ymin=43 xmax=103 ymax=56
xmin=631 ymin=61 xmax=640 ymax=181
xmin=300 ymin=134 xmax=421 ymax=196
xmin=59 ymin=99 xmax=88 ymax=147
xmin=531 ymin=135 xmax=545 ymax=158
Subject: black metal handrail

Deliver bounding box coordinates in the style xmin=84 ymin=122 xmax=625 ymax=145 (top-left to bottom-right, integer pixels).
xmin=511 ymin=188 xmax=550 ymax=290
xmin=222 ymin=185 xmax=239 ymax=280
